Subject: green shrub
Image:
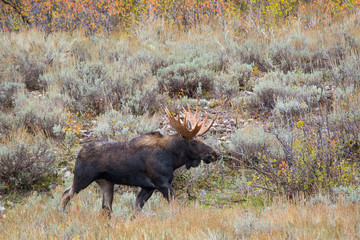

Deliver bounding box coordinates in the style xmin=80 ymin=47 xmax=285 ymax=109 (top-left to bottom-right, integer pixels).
xmin=215 ymin=63 xmax=253 ymax=98
xmin=0 ymin=31 xmax=71 ymax=90
xmin=12 ymin=91 xmax=67 ymax=137
xmin=42 ymin=61 xmax=128 ymax=114
xmin=331 ymin=55 xmax=360 ymax=88
xmin=269 ymin=37 xmax=331 ymax=73
xmin=42 ymin=59 xmax=161 ymax=115
xmin=235 ymin=40 xmax=274 ymax=72
xmin=173 ymin=162 xmax=215 ymax=199
xmin=246 ymin=72 xmax=322 ymax=111
xmin=229 ymin=125 xmax=283 ymax=163
xmin=333 ymin=85 xmax=355 ymax=101
xmin=0 ymin=110 xmax=14 ymax=135
xmin=122 ymin=86 xmax=164 ymax=116
xmin=273 ymin=99 xmax=308 ymax=117
xmin=93 ymin=109 xmax=159 ymax=141
xmin=68 ymin=37 xmax=94 ymax=62
xmin=332 ymin=186 xmax=360 ymax=203
xmin=247 ymin=77 xmax=287 ymax=109
xmin=227 ymin=62 xmax=253 ymax=90
xmin=157 ymin=62 xmax=215 ymax=98
xmin=0 ymin=81 xmax=24 ymax=109
xmin=0 ymin=128 xmax=57 ymax=190
xmin=127 ymin=49 xmax=157 ymax=66
xmin=192 ymin=52 xmax=228 ymax=72
xmin=105 ymin=40 xmax=131 ymax=63
xmin=270 ymin=38 xmax=297 ymax=73
xmin=214 ymin=74 xmax=240 ymax=98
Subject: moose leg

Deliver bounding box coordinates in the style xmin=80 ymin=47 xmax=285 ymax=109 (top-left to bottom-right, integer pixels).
xmin=61 ymin=186 xmax=75 ymax=212
xmin=61 ymin=174 xmax=95 ymax=212
xmin=95 ymin=179 xmax=115 ymax=213
xmin=135 ymin=187 xmax=155 ymax=211
xmin=158 ymin=184 xmax=175 ymax=202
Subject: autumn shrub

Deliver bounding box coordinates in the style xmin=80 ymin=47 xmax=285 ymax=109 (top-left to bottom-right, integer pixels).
xmin=1 ymin=0 xmax=360 ymax=35
xmin=232 ymin=102 xmax=360 ymax=196
xmin=0 ymin=128 xmax=57 ymax=191
xmin=284 ymin=120 xmax=358 ymax=194
xmin=232 ymin=72 xmax=360 ymax=196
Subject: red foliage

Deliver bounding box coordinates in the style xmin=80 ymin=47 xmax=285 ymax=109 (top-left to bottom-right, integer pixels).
xmin=0 ymin=0 xmax=238 ymax=33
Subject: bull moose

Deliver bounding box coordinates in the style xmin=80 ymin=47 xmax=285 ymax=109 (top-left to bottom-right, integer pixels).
xmin=61 ymin=105 xmax=218 ymax=213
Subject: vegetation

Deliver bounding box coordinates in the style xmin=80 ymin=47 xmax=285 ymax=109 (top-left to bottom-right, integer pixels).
xmin=1 ymin=186 xmax=360 ymax=239
xmin=1 ymin=0 xmax=360 ymax=238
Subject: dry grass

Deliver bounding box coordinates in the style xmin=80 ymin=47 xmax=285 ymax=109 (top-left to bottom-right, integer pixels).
xmin=1 ymin=185 xmax=359 ymax=239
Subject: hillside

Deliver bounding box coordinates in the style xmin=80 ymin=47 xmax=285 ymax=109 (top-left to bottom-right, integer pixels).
xmin=1 ymin=0 xmax=360 ymax=238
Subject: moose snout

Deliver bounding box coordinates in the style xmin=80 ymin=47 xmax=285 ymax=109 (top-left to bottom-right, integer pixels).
xmin=211 ymin=150 xmax=219 ymax=162
xmin=203 ymin=150 xmax=218 ymax=163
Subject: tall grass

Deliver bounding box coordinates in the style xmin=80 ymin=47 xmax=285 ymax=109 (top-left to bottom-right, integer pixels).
xmin=1 ymin=185 xmax=359 ymax=239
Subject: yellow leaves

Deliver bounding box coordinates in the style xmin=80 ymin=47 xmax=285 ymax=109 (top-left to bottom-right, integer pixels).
xmin=279 ymin=160 xmax=289 ymax=174
xmin=296 ymin=120 xmax=304 ymax=129
xmin=1 ymin=0 xmax=360 ymax=34
xmin=252 ymin=64 xmax=260 ymax=76
xmin=65 ymin=112 xmax=83 ymax=136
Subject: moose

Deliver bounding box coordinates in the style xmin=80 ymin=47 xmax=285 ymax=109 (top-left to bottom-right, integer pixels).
xmin=61 ymin=105 xmax=218 ymax=213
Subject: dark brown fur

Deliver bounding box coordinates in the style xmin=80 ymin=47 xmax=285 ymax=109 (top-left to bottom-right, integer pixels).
xmin=61 ymin=131 xmax=218 ymax=213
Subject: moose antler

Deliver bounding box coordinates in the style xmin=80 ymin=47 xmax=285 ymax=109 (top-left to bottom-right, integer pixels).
xmin=165 ymin=105 xmax=217 ymax=138
xmin=182 ymin=104 xmax=217 ymax=136
xmin=165 ymin=108 xmax=202 ymax=138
